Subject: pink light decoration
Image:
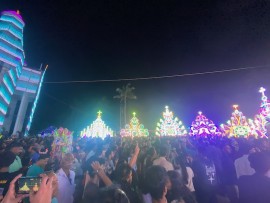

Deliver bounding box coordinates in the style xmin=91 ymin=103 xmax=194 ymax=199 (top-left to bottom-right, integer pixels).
xmin=1 ymin=11 xmax=24 ymax=23
xmin=189 ymin=111 xmax=221 ymax=137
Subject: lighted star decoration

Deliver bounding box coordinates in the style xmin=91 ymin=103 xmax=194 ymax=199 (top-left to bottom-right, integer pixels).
xmin=120 ymin=112 xmax=149 ymax=137
xmin=80 ymin=111 xmax=113 ymax=139
xmin=156 ymin=106 xmax=187 ymax=136
xmin=220 ymin=105 xmax=255 ymax=138
xmin=189 ymin=111 xmax=221 ymax=137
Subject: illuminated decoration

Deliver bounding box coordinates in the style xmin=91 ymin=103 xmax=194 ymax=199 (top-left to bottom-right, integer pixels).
xmin=80 ymin=111 xmax=114 ymax=139
xmin=52 ymin=127 xmax=73 ymax=154
xmin=0 ymin=116 xmax=4 ymax=125
xmin=156 ymin=106 xmax=187 ymax=136
xmin=8 ymin=69 xmax=17 ymax=85
xmin=220 ymin=105 xmax=255 ymax=138
xmin=189 ymin=111 xmax=221 ymax=137
xmin=252 ymin=114 xmax=267 ymax=138
xmin=25 ymin=66 xmax=47 ymax=135
xmin=120 ymin=112 xmax=149 ymax=137
xmin=248 ymin=87 xmax=270 ymax=138
xmin=259 ymin=87 xmax=270 ymax=121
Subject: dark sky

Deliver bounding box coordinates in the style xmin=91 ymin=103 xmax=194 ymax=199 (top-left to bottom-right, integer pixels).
xmin=1 ymin=0 xmax=270 ymax=134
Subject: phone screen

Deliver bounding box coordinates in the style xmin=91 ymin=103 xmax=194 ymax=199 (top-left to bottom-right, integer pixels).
xmin=17 ymin=177 xmax=42 ymax=194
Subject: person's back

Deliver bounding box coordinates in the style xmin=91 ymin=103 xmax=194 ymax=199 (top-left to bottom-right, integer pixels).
xmin=238 ymin=152 xmax=270 ymax=203
xmin=238 ymin=173 xmax=270 ymax=203
xmin=234 ymin=154 xmax=255 ymax=178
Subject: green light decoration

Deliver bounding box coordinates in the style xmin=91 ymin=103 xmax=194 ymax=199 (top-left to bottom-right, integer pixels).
xmin=220 ymin=105 xmax=257 ymax=138
xmin=80 ymin=111 xmax=114 ymax=139
xmin=156 ymin=106 xmax=187 ymax=136
xmin=120 ymin=112 xmax=149 ymax=137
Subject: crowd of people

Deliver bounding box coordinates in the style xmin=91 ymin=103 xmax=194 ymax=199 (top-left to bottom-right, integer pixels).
xmin=0 ymin=134 xmax=270 ymax=203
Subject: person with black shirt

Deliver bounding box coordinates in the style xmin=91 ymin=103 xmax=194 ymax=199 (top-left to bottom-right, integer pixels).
xmin=0 ymin=151 xmax=19 ymax=197
xmin=238 ymin=152 xmax=270 ymax=203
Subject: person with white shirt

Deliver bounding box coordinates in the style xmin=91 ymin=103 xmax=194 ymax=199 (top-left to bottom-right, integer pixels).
xmin=153 ymin=144 xmax=174 ymax=171
xmin=234 ymin=144 xmax=256 ymax=178
xmin=56 ymin=153 xmax=75 ymax=203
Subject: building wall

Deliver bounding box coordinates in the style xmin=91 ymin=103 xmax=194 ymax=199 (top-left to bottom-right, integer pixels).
xmin=0 ymin=11 xmax=43 ymax=135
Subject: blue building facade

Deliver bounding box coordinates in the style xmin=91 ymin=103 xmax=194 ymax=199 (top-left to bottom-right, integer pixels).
xmin=0 ymin=10 xmax=43 ymax=135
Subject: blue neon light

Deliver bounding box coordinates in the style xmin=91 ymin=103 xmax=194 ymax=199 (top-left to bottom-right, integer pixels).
xmin=0 ymin=85 xmax=11 ymax=104
xmin=0 ymin=115 xmax=4 ymax=125
xmin=0 ymin=33 xmax=23 ymax=51
xmin=16 ymin=82 xmax=37 ymax=92
xmin=0 ymin=51 xmax=23 ymax=68
xmin=0 ymin=23 xmax=23 ymax=39
xmin=25 ymin=68 xmax=47 ymax=135
xmin=0 ymin=14 xmax=24 ymax=29
xmin=8 ymin=69 xmax=17 ymax=86
xmin=3 ymin=74 xmax=15 ymax=94
xmin=0 ymin=41 xmax=24 ymax=64
xmin=0 ymin=100 xmax=8 ymax=115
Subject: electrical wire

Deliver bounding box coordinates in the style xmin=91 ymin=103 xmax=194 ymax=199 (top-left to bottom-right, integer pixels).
xmin=44 ymin=65 xmax=270 ymax=84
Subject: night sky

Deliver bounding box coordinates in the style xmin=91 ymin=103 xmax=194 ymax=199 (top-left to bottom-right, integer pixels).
xmin=1 ymin=0 xmax=270 ymax=134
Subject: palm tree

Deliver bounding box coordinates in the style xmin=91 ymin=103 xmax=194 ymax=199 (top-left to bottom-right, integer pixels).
xmin=114 ymin=83 xmax=137 ymax=130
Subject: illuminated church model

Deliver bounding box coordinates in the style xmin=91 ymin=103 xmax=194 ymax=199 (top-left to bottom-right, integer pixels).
xmin=220 ymin=105 xmax=257 ymax=138
xmin=156 ymin=106 xmax=187 ymax=136
xmin=251 ymin=87 xmax=270 ymax=138
xmin=190 ymin=111 xmax=221 ymax=137
xmin=80 ymin=111 xmax=113 ymax=139
xmin=120 ymin=112 xmax=149 ymax=137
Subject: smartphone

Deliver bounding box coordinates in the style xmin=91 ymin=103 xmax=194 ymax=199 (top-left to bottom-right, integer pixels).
xmin=16 ymin=177 xmax=42 ymax=194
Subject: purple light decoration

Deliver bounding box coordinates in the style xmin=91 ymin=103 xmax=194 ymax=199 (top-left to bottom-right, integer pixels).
xmin=1 ymin=11 xmax=24 ymax=23
xmin=189 ymin=111 xmax=221 ymax=138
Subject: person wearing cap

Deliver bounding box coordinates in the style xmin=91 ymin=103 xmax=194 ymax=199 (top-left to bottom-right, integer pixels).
xmin=56 ymin=153 xmax=75 ymax=203
xmin=26 ymin=149 xmax=50 ymax=177
xmin=8 ymin=142 xmax=23 ymax=173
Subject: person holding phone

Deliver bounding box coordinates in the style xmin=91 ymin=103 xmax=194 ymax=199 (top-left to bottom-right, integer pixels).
xmin=1 ymin=174 xmax=54 ymax=203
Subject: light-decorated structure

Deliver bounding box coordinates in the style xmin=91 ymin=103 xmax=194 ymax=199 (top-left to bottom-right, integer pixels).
xmin=0 ymin=10 xmax=44 ymax=135
xmin=80 ymin=111 xmax=113 ymax=139
xmin=120 ymin=112 xmax=149 ymax=137
xmin=220 ymin=105 xmax=257 ymax=138
xmin=189 ymin=111 xmax=221 ymax=137
xmin=251 ymin=87 xmax=270 ymax=138
xmin=156 ymin=106 xmax=187 ymax=136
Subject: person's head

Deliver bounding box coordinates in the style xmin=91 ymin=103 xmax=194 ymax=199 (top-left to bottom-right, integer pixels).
xmin=222 ymin=144 xmax=232 ymax=154
xmin=105 ymin=146 xmax=117 ymax=160
xmin=249 ymin=152 xmax=270 ymax=175
xmin=9 ymin=142 xmax=23 ymax=155
xmin=159 ymin=144 xmax=170 ymax=157
xmin=0 ymin=151 xmax=16 ymax=169
xmin=145 ymin=165 xmax=169 ymax=201
xmin=36 ymin=149 xmax=50 ymax=168
xmin=60 ymin=153 xmax=75 ymax=170
xmin=99 ymin=187 xmax=130 ymax=203
xmin=115 ymin=163 xmax=133 ymax=184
